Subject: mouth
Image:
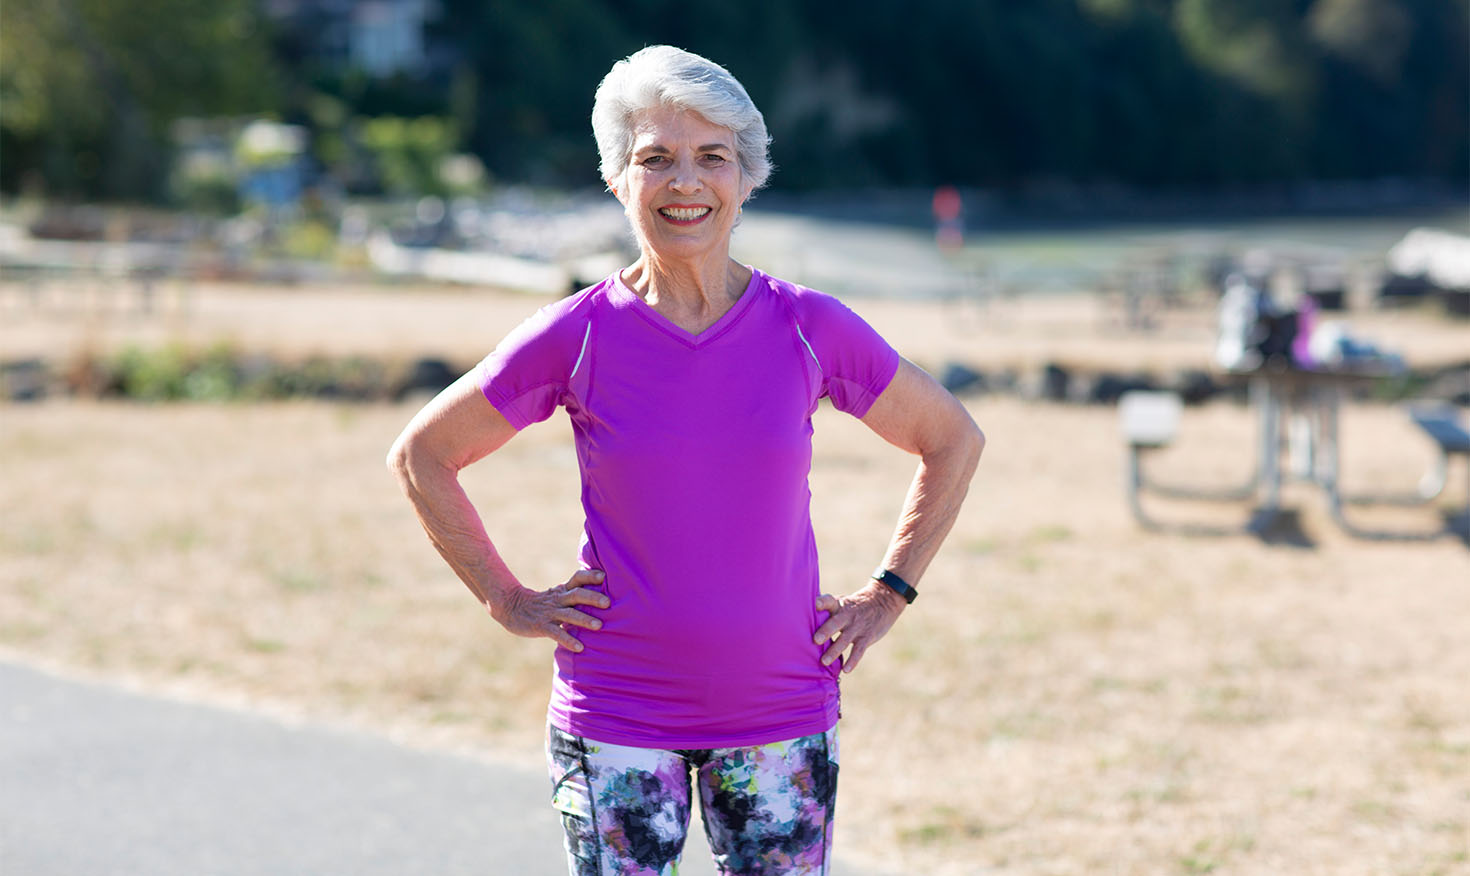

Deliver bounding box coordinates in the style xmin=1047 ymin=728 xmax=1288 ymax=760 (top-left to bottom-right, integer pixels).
xmin=658 ymin=206 xmax=712 ymax=225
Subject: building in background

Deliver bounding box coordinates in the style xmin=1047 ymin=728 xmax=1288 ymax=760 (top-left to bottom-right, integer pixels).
xmin=262 ymin=0 xmax=449 ymax=79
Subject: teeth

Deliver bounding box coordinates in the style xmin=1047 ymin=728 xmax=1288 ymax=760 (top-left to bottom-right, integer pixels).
xmin=660 ymin=207 xmax=710 ymax=221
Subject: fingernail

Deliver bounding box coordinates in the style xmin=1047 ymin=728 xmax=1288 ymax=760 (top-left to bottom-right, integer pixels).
xmin=590 ymin=620 xmax=602 ymax=629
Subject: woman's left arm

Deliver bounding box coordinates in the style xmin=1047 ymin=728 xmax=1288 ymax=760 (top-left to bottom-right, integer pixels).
xmin=814 ymin=358 xmax=985 ymax=672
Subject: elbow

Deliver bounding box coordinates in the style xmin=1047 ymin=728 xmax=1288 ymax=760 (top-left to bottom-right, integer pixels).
xmin=385 ymin=430 xmax=417 ymax=488
xmin=919 ymin=415 xmax=984 ymax=474
xmin=387 ymin=427 xmax=464 ymax=493
xmin=962 ymin=422 xmax=985 ymax=471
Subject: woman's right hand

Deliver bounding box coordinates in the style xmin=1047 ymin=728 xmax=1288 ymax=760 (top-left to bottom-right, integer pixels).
xmin=488 ymin=569 xmax=610 ymax=652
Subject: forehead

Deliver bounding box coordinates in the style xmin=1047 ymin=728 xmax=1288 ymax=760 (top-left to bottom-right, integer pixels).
xmin=629 ymin=107 xmax=735 ymax=150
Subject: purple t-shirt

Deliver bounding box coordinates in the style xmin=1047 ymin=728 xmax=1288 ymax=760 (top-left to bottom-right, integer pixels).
xmin=477 ymin=268 xmax=900 ymax=748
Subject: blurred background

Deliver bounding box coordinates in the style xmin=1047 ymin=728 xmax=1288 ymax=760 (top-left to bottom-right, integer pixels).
xmin=2 ymin=0 xmax=1467 ymax=395
xmin=1 ymin=0 xmax=1467 ymax=292
xmin=5 ymin=0 xmax=1469 ymax=196
xmin=3 ymin=3 xmax=1469 ymax=874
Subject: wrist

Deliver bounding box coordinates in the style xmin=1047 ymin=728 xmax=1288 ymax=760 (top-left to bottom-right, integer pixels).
xmin=870 ymin=568 xmax=917 ymax=605
xmin=482 ymin=579 xmax=525 ymax=619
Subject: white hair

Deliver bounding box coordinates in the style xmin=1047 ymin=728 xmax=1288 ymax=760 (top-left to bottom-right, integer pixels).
xmin=592 ymin=45 xmax=772 ymax=193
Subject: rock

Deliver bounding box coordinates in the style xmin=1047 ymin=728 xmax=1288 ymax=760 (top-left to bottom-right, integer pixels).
xmin=1171 ymin=369 xmax=1219 ymax=405
xmin=939 ymin=362 xmax=986 ymax=394
xmin=395 ymin=358 xmax=458 ymax=400
xmin=1039 ymin=363 xmax=1070 ymax=402
xmin=988 ymin=370 xmax=1020 ymax=396
xmin=1 ymin=359 xmax=50 ymax=401
xmin=1078 ymin=372 xmax=1155 ymax=405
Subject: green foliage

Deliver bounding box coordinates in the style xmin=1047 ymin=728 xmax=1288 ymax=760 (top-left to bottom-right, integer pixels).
xmin=182 ymin=345 xmax=242 ymax=402
xmin=170 ymin=157 xmax=240 ymax=215
xmin=279 ymin=220 xmax=338 ymax=261
xmin=358 ymin=116 xmax=459 ymax=197
xmin=110 ymin=344 xmax=240 ymax=401
xmin=97 ymin=346 xmax=407 ymax=402
xmin=428 ymin=0 xmax=1466 ymax=188
xmin=0 ymin=0 xmax=278 ymax=199
xmin=112 ymin=345 xmax=190 ymax=401
xmin=3 ymin=0 xmax=1465 ymax=197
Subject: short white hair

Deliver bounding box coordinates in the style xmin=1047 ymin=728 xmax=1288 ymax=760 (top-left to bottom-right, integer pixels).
xmin=592 ymin=45 xmax=772 ymax=193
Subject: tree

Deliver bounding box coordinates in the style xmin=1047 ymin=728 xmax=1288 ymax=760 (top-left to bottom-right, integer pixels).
xmin=0 ymin=0 xmax=278 ymax=200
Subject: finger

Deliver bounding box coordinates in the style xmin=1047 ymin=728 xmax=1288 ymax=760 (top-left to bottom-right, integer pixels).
xmin=554 ymin=608 xmax=603 ymax=630
xmin=815 ymin=593 xmax=841 ymax=612
xmin=566 ymin=569 xmax=605 ymax=587
xmin=843 ymin=642 xmax=869 ymax=674
xmin=820 ymin=637 xmax=847 ymax=666
xmin=562 ymin=587 xmax=611 ymax=609
xmin=547 ymin=624 xmax=586 ymax=652
xmin=813 ymin=612 xmax=847 ymax=645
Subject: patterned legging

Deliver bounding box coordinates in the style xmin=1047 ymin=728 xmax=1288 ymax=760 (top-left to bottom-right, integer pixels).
xmin=545 ymin=724 xmax=839 ymax=876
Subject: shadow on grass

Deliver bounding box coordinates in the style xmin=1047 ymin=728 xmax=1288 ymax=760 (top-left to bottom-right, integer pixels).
xmin=1248 ymin=507 xmax=1316 ymax=549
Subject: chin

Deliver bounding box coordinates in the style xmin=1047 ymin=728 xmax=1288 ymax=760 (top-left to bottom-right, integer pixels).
xmin=644 ymin=231 xmax=730 ymax=259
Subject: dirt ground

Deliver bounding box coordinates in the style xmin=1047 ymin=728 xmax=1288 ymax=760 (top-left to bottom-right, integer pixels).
xmin=2 ymin=281 xmax=1468 ymax=874
xmin=3 ymin=271 xmax=1469 ymax=377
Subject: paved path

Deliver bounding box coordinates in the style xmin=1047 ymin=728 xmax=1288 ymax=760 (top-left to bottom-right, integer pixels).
xmin=1 ymin=662 xmax=883 ymax=875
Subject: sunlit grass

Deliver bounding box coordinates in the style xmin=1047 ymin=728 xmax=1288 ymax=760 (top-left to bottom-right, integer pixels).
xmin=1 ymin=381 xmax=1466 ymax=874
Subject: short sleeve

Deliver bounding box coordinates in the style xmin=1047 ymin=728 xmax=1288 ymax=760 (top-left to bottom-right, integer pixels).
xmin=791 ymin=286 xmax=901 ymax=417
xmin=476 ymin=303 xmax=580 ymax=430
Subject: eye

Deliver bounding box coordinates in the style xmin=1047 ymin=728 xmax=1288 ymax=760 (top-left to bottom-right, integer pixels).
xmin=700 ymin=153 xmax=727 ymax=165
xmin=641 ymin=155 xmax=671 ymax=168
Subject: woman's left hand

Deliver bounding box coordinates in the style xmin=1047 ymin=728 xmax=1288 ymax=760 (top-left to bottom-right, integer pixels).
xmin=813 ymin=582 xmax=908 ymax=674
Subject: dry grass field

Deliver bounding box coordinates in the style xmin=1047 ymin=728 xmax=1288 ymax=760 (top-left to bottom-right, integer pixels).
xmin=2 ymin=278 xmax=1468 ymax=874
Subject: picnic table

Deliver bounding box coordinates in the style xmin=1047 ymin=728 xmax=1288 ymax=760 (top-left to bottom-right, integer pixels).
xmin=1122 ymin=366 xmax=1469 ymax=540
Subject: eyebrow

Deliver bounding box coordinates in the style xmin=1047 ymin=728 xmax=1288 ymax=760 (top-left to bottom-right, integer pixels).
xmin=635 ymin=143 xmax=734 ymax=155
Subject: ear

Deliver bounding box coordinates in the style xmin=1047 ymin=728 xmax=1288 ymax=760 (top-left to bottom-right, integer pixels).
xmin=607 ymin=179 xmax=625 ymax=206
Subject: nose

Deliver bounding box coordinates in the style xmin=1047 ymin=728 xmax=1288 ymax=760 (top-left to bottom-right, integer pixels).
xmin=668 ymin=156 xmax=702 ymax=194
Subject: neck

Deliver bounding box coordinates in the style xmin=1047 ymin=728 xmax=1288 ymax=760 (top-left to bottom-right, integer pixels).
xmin=622 ymin=250 xmax=748 ymax=316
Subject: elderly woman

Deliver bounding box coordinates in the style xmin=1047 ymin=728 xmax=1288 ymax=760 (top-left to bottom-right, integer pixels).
xmin=389 ymin=46 xmax=983 ymax=876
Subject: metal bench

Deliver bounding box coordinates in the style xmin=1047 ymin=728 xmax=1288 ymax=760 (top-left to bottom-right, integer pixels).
xmin=1338 ymin=403 xmax=1470 ymax=509
xmin=1120 ymin=390 xmax=1469 ymax=540
xmin=1322 ymin=402 xmax=1470 ymax=540
xmin=1120 ymin=390 xmax=1257 ymax=534
xmin=1406 ymin=403 xmax=1469 ymax=515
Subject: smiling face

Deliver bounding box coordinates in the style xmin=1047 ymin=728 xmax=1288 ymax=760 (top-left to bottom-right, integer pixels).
xmin=612 ymin=106 xmax=753 ymax=265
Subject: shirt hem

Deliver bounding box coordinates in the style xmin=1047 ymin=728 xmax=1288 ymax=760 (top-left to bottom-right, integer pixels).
xmin=548 ymin=706 xmax=840 ymax=750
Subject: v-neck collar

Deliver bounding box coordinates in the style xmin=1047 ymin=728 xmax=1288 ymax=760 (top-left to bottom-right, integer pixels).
xmin=611 ymin=267 xmax=763 ymax=349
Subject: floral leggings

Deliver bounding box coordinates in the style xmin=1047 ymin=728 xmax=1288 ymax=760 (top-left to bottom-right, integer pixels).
xmin=545 ymin=724 xmax=839 ymax=876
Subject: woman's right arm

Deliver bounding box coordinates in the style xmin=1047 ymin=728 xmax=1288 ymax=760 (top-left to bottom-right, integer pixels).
xmin=386 ymin=371 xmax=608 ymax=651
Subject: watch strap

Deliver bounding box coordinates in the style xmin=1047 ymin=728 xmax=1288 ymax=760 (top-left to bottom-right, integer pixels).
xmin=871 ymin=568 xmax=917 ymax=604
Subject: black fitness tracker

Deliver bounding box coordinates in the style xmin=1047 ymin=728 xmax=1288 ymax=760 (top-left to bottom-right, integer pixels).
xmin=871 ymin=568 xmax=918 ymax=604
